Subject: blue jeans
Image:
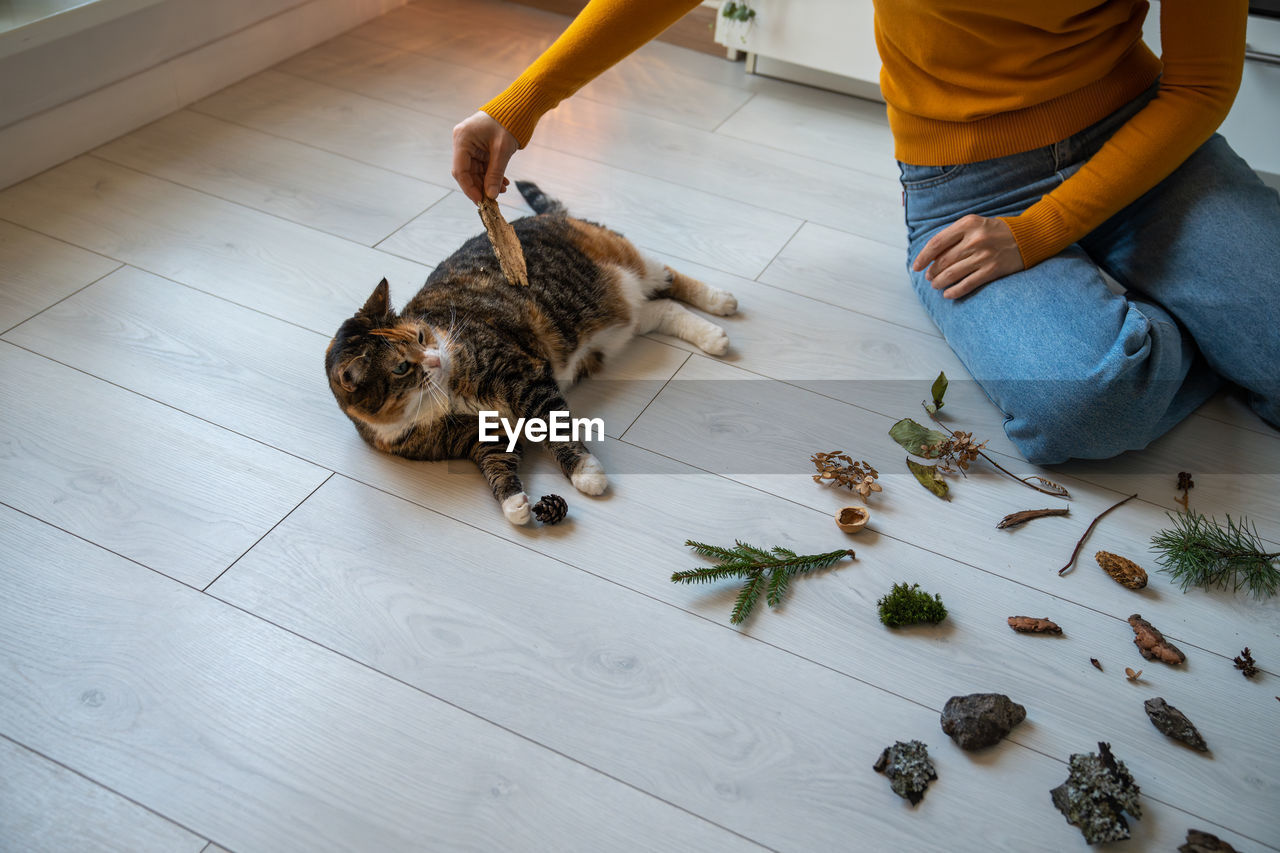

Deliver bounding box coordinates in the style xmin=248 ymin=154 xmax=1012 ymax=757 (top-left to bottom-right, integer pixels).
xmin=900 ymin=88 xmax=1280 ymax=464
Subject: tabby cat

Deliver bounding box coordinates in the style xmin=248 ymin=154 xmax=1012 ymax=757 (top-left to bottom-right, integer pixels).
xmin=325 ymin=181 xmax=737 ymax=524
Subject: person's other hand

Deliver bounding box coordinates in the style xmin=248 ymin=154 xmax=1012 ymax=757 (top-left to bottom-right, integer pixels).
xmin=451 ymin=111 xmax=518 ymax=204
xmin=912 ymin=214 xmax=1024 ymax=299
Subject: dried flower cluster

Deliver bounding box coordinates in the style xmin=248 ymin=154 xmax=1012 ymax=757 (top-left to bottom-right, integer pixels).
xmin=922 ymin=430 xmax=988 ymax=475
xmin=1233 ymin=647 xmax=1258 ymax=678
xmin=811 ymin=451 xmax=882 ymax=499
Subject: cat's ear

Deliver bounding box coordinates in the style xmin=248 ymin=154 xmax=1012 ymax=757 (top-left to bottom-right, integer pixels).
xmin=334 ymin=355 xmax=367 ymax=393
xmin=358 ymin=278 xmax=393 ymax=323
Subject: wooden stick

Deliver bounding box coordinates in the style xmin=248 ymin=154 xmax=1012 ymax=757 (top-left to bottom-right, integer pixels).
xmin=1058 ymin=493 xmax=1137 ymax=576
xmin=478 ymin=196 xmax=528 ymax=287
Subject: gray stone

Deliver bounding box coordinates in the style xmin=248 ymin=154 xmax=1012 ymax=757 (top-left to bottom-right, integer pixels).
xmin=940 ymin=693 xmax=1026 ymax=750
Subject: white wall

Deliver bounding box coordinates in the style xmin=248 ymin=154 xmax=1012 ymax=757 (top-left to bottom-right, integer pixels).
xmin=0 ymin=0 xmax=409 ymax=189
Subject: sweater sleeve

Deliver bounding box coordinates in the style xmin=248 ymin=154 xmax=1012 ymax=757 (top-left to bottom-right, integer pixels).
xmin=1000 ymin=0 xmax=1247 ymax=268
xmin=481 ymin=0 xmax=703 ymax=147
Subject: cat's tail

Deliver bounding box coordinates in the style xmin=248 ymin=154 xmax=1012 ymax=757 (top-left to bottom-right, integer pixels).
xmin=515 ymin=180 xmax=566 ymax=216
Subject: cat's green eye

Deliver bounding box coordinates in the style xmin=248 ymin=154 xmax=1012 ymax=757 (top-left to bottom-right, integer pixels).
xmin=391 ymin=360 xmax=411 ymax=375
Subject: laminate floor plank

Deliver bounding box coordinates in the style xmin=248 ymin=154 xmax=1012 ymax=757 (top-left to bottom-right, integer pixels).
xmin=2 ymin=264 xmax=684 ymax=471
xmin=210 ymin=474 xmax=1269 ymax=851
xmin=0 ymin=506 xmax=756 ymax=853
xmin=0 ymin=342 xmax=328 ymax=589
xmin=758 ymin=221 xmax=936 ymax=335
xmin=634 ymin=250 xmax=1280 ymax=541
xmin=0 ymin=220 xmax=120 ymax=333
xmin=0 ymin=156 xmax=432 ymax=335
xmin=0 ymin=737 xmax=206 ymax=853
xmin=196 ymin=71 xmax=801 ymax=278
xmin=715 ymin=88 xmax=900 ymax=182
xmin=93 ymin=110 xmax=448 ymax=246
xmin=277 ymin=33 xmax=904 ymax=246
xmin=8 ymin=265 xmax=1272 ymax=845
xmin=193 ymin=70 xmax=457 ymax=183
xmin=621 ymin=354 xmax=1280 ymax=668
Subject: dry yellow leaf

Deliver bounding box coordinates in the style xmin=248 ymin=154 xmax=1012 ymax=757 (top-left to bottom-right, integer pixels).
xmin=477 ymin=196 xmax=528 ymax=287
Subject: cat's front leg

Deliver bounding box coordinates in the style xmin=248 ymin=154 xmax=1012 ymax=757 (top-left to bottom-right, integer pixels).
xmin=523 ymin=383 xmax=609 ymax=496
xmin=469 ymin=439 xmax=529 ymax=524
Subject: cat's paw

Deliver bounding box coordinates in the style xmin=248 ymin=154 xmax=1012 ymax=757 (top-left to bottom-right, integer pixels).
xmin=705 ymin=290 xmax=738 ymax=316
xmin=571 ymin=455 xmax=609 ymax=495
xmin=502 ymin=492 xmax=532 ymax=525
xmin=695 ymin=324 xmax=731 ymax=356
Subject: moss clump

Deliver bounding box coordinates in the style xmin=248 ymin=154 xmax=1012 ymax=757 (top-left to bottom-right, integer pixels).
xmin=877 ymin=582 xmax=947 ymax=628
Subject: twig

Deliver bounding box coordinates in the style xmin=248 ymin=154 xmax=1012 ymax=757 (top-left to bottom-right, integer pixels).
xmin=997 ymin=507 xmax=1070 ymax=529
xmin=1058 ymin=493 xmax=1137 ymax=576
xmin=924 ymin=405 xmax=1070 ymax=498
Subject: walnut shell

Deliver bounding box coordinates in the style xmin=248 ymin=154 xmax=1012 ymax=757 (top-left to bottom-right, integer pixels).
xmin=835 ymin=505 xmax=869 ymax=533
xmin=1095 ymin=550 xmax=1148 ymax=589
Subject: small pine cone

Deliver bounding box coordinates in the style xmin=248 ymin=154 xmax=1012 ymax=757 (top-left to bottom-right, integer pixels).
xmin=532 ymin=493 xmax=568 ymax=525
xmin=1095 ymin=550 xmax=1148 ymax=589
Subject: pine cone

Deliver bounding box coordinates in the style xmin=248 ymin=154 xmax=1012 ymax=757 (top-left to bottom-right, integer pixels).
xmin=532 ymin=493 xmax=568 ymax=524
xmin=1095 ymin=550 xmax=1148 ymax=589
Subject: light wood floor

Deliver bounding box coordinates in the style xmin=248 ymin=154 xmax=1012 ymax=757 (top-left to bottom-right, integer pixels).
xmin=2 ymin=1 xmax=1277 ymax=850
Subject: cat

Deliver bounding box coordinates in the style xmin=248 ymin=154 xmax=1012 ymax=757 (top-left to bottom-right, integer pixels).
xmin=325 ymin=181 xmax=737 ymax=524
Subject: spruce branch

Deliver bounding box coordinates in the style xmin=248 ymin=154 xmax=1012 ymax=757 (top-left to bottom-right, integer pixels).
xmin=1151 ymin=511 xmax=1280 ymax=599
xmin=673 ymin=540 xmax=855 ymax=624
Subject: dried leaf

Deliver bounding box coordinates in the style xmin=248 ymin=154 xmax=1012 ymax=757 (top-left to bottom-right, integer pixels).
xmin=1125 ymin=667 xmax=1143 ymax=681
xmin=477 ymin=196 xmax=528 ymax=287
xmin=925 ymin=371 xmax=948 ymax=414
xmin=906 ymin=457 xmax=949 ymax=499
xmin=889 ymin=419 xmax=947 ymax=458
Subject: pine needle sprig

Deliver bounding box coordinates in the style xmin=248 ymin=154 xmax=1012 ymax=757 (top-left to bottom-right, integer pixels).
xmin=1150 ymin=511 xmax=1280 ymax=600
xmin=673 ymin=540 xmax=855 ymax=623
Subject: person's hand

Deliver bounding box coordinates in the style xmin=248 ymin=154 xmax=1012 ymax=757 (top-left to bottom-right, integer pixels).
xmin=451 ymin=111 xmax=519 ymax=204
xmin=912 ymin=214 xmax=1024 ymax=299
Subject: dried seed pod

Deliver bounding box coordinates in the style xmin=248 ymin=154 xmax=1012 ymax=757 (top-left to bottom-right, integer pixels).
xmin=1007 ymin=616 xmax=1062 ymax=634
xmin=1090 ymin=658 xmax=1103 ymax=671
xmin=531 ymin=494 xmax=568 ymax=524
xmin=1095 ymin=550 xmax=1148 ymax=589
xmin=1129 ymin=614 xmax=1185 ymax=665
xmin=1125 ymin=667 xmax=1143 ymax=681
xmin=1144 ymin=697 xmax=1208 ymax=752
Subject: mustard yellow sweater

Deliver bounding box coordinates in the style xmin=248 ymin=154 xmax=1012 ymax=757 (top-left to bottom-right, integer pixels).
xmin=482 ymin=0 xmax=1246 ymax=268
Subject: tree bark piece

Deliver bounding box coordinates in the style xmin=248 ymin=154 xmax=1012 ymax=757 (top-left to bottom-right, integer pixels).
xmin=1144 ymin=697 xmax=1208 ymax=752
xmin=1008 ymin=616 xmax=1062 ymax=634
xmin=478 ymin=197 xmax=529 ymax=287
xmin=1128 ymin=614 xmax=1186 ymax=665
xmin=1179 ymin=829 xmax=1239 ymax=852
